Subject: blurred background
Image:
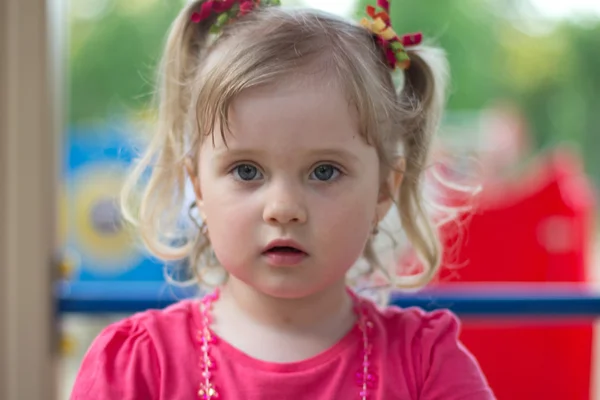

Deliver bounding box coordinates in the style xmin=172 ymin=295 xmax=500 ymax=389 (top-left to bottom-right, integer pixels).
xmin=57 ymin=0 xmax=600 ymax=399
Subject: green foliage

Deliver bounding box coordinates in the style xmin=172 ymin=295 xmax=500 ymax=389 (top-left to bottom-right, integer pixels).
xmin=68 ymin=0 xmax=600 ymax=185
xmin=494 ymin=21 xmax=600 ymax=184
xmin=356 ymin=0 xmax=600 ymax=186
xmin=68 ymin=0 xmax=184 ymax=126
xmin=356 ymin=0 xmax=508 ymax=110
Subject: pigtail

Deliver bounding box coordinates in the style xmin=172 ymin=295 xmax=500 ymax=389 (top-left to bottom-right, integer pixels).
xmin=394 ymin=46 xmax=449 ymax=288
xmin=120 ymin=0 xmax=214 ymax=261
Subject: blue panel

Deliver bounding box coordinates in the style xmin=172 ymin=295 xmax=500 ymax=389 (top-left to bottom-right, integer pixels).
xmin=62 ymin=125 xmax=167 ymax=283
xmin=57 ymin=282 xmax=600 ymax=317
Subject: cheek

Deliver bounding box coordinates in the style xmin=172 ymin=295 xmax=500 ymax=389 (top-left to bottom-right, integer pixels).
xmin=201 ymin=185 xmax=256 ymax=241
xmin=314 ymin=180 xmax=379 ymax=261
xmin=202 ymin=198 xmax=254 ymax=273
xmin=198 ymin=176 xmax=261 ymax=271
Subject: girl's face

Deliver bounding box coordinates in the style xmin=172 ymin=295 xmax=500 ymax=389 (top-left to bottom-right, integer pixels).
xmin=191 ymin=77 xmax=393 ymax=299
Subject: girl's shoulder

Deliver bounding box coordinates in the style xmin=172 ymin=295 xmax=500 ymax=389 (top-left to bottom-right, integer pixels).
xmin=70 ymin=299 xmax=201 ymax=400
xmin=367 ymin=298 xmax=462 ymax=343
xmin=368 ymin=301 xmax=466 ymax=363
xmin=126 ymin=298 xmax=202 ymax=332
xmin=363 ymin=297 xmax=467 ymax=365
xmin=91 ymin=298 xmax=201 ymax=347
xmin=364 ymin=299 xmax=495 ymax=399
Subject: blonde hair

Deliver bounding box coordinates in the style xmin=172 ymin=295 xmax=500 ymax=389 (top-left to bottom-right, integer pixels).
xmin=121 ymin=1 xmax=451 ymax=293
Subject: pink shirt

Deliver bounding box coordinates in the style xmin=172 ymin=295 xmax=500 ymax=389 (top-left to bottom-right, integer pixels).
xmin=71 ymin=297 xmax=494 ymax=399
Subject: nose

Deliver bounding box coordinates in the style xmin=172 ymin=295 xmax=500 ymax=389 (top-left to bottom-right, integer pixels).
xmin=262 ymin=180 xmax=307 ymax=225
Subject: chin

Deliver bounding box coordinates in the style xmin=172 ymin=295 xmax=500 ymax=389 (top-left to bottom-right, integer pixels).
xmin=225 ymin=263 xmax=349 ymax=300
xmin=263 ymin=287 xmax=314 ymax=300
xmin=257 ymin=277 xmax=345 ymax=301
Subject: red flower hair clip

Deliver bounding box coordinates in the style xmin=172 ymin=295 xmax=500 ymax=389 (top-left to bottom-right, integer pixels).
xmin=360 ymin=0 xmax=422 ymax=70
xmin=191 ymin=0 xmax=281 ymax=33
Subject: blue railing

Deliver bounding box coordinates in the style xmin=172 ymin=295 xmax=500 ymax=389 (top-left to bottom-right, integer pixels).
xmin=56 ymin=281 xmax=600 ymax=317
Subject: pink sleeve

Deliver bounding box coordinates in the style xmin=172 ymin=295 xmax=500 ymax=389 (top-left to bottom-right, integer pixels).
xmin=70 ymin=317 xmax=160 ymax=400
xmin=417 ymin=310 xmax=495 ymax=400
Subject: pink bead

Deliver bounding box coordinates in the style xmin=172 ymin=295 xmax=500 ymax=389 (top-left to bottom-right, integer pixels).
xmin=361 ymin=344 xmax=373 ymax=356
xmin=198 ymin=382 xmax=219 ymax=399
xmin=200 ymin=359 xmax=217 ymax=370
xmin=195 ymin=289 xmax=380 ymax=399
xmin=365 ymin=322 xmax=375 ymax=337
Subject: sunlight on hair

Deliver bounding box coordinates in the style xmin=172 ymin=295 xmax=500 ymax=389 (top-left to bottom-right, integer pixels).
xmin=301 ymin=0 xmax=356 ymax=17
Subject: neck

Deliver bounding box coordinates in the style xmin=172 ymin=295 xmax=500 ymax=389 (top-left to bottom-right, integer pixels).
xmin=217 ymin=278 xmax=354 ymax=333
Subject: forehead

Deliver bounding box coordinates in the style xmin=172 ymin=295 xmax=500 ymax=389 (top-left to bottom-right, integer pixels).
xmin=209 ymin=76 xmax=364 ymax=152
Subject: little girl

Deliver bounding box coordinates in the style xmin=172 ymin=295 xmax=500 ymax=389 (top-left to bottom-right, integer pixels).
xmin=71 ymin=0 xmax=494 ymax=398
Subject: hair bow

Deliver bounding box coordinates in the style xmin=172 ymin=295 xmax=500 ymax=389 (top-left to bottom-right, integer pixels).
xmin=360 ymin=0 xmax=422 ymax=70
xmin=191 ymin=0 xmax=281 ymax=33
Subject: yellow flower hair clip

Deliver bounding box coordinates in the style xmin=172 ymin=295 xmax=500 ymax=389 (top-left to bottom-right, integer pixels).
xmin=360 ymin=0 xmax=422 ymax=70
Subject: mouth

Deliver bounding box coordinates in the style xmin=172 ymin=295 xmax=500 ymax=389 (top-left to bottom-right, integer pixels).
xmin=263 ymin=239 xmax=307 ymax=254
xmin=262 ymin=240 xmax=308 ymax=266
xmin=263 ymin=246 xmax=305 ymax=254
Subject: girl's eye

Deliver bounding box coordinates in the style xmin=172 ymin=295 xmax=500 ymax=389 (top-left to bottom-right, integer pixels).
xmin=232 ymin=164 xmax=263 ymax=181
xmin=310 ymin=164 xmax=340 ymax=181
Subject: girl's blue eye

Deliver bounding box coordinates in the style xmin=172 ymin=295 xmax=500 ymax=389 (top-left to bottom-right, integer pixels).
xmin=233 ymin=164 xmax=263 ymax=181
xmin=310 ymin=164 xmax=340 ymax=181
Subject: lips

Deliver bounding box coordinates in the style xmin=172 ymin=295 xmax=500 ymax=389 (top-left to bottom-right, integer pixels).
xmin=262 ymin=239 xmax=307 ymax=255
xmin=265 ymin=246 xmax=304 ymax=253
xmin=262 ymin=239 xmax=308 ymax=267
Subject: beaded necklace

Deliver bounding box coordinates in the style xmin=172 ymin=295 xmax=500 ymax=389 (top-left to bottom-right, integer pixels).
xmin=196 ymin=289 xmax=377 ymax=399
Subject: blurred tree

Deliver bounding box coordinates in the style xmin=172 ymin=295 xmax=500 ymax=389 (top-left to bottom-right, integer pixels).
xmin=356 ymin=0 xmax=509 ymax=110
xmin=501 ymin=20 xmax=600 ymax=185
xmin=68 ymin=0 xmax=307 ymax=127
xmin=567 ymin=23 xmax=600 ymax=183
xmin=68 ymin=0 xmax=185 ymax=126
xmin=356 ymin=0 xmax=600 ymax=186
xmin=68 ymin=0 xmax=600 ymax=185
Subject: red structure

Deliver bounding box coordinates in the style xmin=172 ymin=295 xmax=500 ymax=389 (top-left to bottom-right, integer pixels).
xmin=433 ymin=149 xmax=596 ymax=400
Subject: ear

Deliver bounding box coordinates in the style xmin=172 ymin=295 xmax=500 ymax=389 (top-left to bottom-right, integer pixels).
xmin=374 ymin=157 xmax=405 ymax=225
xmin=184 ymin=157 xmax=205 ymax=218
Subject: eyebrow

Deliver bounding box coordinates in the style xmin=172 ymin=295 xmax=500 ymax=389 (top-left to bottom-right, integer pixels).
xmin=212 ymin=148 xmax=266 ymax=160
xmin=213 ymin=147 xmax=362 ymax=164
xmin=307 ymin=149 xmax=362 ymax=164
